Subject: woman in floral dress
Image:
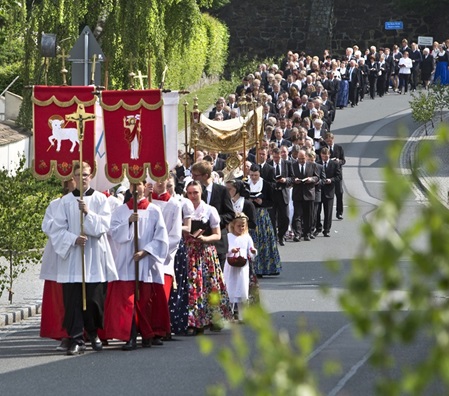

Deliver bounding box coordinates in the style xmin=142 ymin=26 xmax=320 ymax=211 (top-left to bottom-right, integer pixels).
xmin=184 ymin=181 xmax=232 ymax=335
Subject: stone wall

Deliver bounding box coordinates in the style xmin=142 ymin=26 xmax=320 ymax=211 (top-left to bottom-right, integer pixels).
xmin=213 ymin=0 xmax=449 ymax=61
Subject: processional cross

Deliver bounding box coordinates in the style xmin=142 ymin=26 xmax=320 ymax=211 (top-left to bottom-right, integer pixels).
xmin=65 ymin=104 xmax=96 ymax=310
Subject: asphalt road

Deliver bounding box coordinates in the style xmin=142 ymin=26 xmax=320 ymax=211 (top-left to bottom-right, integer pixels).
xmin=0 ymin=93 xmax=440 ymax=395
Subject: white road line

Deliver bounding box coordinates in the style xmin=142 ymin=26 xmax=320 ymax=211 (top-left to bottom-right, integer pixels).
xmin=327 ymin=349 xmax=373 ymax=396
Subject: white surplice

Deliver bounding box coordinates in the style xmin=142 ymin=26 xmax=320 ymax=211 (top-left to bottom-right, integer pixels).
xmin=110 ymin=202 xmax=168 ymax=284
xmin=51 ymin=190 xmax=118 ymax=283
xmin=152 ymin=197 xmax=182 ymax=277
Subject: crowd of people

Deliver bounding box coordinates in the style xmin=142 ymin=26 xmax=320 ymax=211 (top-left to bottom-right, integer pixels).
xmin=38 ymin=37 xmax=449 ymax=355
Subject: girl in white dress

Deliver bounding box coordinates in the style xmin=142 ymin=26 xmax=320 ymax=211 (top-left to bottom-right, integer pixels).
xmin=224 ymin=213 xmax=257 ymax=321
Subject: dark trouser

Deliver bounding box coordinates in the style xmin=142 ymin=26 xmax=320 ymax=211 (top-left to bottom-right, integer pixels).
xmin=411 ymin=67 xmax=420 ymax=90
xmin=368 ymin=76 xmax=377 ymax=98
xmin=312 ymin=201 xmax=321 ymax=233
xmin=62 ymin=282 xmax=107 ymax=342
xmin=292 ymin=200 xmax=314 ymax=238
xmin=377 ymin=77 xmax=386 ymax=96
xmin=349 ymin=82 xmax=358 ymax=105
xmin=272 ymin=193 xmax=289 ymax=240
xmin=322 ymin=197 xmax=334 ymax=234
xmin=335 ymin=180 xmax=343 ymax=216
xmin=398 ymin=74 xmax=410 ymax=92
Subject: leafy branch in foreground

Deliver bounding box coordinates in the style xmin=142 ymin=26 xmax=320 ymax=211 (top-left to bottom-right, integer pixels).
xmin=339 ymin=123 xmax=449 ymax=395
xmin=199 ymin=304 xmax=322 ymax=395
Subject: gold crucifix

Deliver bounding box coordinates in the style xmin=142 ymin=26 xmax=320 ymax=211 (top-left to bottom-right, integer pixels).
xmin=65 ymin=103 xmax=96 ymax=311
xmin=133 ymin=70 xmax=148 ymax=90
xmin=66 ymin=103 xmax=96 ymax=141
xmin=57 ymin=48 xmax=70 ymax=85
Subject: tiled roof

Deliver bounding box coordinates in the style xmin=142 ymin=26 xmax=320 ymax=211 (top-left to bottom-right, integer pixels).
xmin=0 ymin=122 xmax=30 ymax=146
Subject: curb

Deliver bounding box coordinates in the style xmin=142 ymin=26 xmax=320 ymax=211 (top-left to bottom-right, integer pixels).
xmin=0 ymin=302 xmax=41 ymax=327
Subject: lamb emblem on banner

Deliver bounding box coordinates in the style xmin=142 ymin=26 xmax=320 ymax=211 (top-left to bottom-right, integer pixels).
xmin=48 ymin=116 xmax=79 ymax=152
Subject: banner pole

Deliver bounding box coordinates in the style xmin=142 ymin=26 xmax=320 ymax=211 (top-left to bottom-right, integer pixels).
xmin=66 ymin=104 xmax=96 ymax=311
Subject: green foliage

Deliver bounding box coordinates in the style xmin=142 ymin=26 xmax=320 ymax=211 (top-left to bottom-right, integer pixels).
xmin=203 ymin=13 xmax=229 ymax=76
xmin=200 ymin=305 xmax=321 ymax=395
xmin=8 ymin=0 xmax=229 ymax=127
xmin=339 ymin=123 xmax=449 ymax=394
xmin=409 ymin=91 xmax=435 ymax=134
xmin=0 ymin=155 xmax=60 ymax=302
xmin=0 ymin=62 xmax=23 ymax=95
xmin=428 ymin=82 xmax=449 ymax=122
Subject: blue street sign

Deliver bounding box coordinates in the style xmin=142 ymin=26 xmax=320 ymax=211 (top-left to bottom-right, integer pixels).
xmin=385 ymin=21 xmax=403 ymax=30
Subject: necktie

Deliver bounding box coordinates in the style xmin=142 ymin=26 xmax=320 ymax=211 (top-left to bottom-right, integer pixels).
xmin=276 ymin=163 xmax=280 ymax=176
xmin=324 ymin=162 xmax=327 ymax=172
xmin=301 ymin=164 xmax=304 ymax=176
xmin=201 ymin=187 xmax=208 ymax=202
xmin=278 ymin=141 xmax=281 ymax=148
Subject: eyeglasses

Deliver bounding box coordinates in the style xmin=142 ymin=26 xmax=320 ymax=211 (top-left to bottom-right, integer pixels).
xmin=191 ymin=173 xmax=204 ymax=178
xmin=74 ymin=173 xmax=90 ymax=178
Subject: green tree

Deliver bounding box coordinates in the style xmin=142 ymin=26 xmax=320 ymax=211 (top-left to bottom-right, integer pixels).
xmin=14 ymin=0 xmax=229 ymax=129
xmin=409 ymin=91 xmax=435 ymax=134
xmin=428 ymin=82 xmax=448 ymax=122
xmin=0 ymin=155 xmax=60 ymax=303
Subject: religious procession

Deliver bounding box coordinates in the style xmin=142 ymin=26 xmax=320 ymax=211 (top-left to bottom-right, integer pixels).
xmin=33 ymin=23 xmax=274 ymax=355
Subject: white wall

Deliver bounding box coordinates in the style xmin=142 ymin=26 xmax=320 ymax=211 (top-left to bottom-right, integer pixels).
xmin=0 ymin=136 xmax=31 ymax=174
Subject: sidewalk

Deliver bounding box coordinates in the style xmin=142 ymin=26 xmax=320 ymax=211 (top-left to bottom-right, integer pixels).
xmin=0 ymin=260 xmax=43 ymax=326
xmin=1 ymin=118 xmax=448 ymax=328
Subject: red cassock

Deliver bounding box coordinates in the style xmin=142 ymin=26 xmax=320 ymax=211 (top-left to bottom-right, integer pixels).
xmin=39 ymin=280 xmax=68 ymax=340
xmin=104 ymin=281 xmax=170 ymax=341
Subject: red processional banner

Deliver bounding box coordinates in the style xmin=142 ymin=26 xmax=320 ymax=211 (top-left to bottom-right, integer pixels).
xmin=32 ymin=86 xmax=97 ymax=180
xmin=100 ymin=89 xmax=168 ymax=183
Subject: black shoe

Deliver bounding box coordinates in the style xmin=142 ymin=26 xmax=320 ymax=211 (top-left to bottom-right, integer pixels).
xmin=309 ymin=234 xmax=315 ymax=239
xmin=304 ymin=235 xmax=310 ymax=241
xmin=323 ymin=232 xmax=330 ymax=237
xmin=293 ymin=236 xmax=300 ymax=242
xmin=122 ymin=339 xmax=137 ymax=351
xmin=256 ymin=274 xmax=263 ymax=279
xmin=152 ymin=337 xmax=164 ymax=346
xmin=278 ymin=238 xmax=285 ymax=246
xmin=89 ymin=334 xmax=103 ymax=351
xmin=56 ymin=338 xmax=71 ymax=352
xmin=337 ymin=214 xmax=343 ymax=220
xmin=142 ymin=338 xmax=152 ymax=348
xmin=67 ymin=342 xmax=86 ymax=356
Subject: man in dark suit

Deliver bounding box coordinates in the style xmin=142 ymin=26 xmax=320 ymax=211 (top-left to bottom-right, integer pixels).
xmin=321 ymin=90 xmax=336 ymax=123
xmin=409 ymin=42 xmax=422 ymax=91
xmin=271 ymin=127 xmax=292 ymax=148
xmin=324 ymin=133 xmax=346 ymax=219
xmin=345 ymin=59 xmax=361 ymax=107
xmin=291 ymin=149 xmax=319 ymax=241
xmin=209 ymin=150 xmax=226 ymax=172
xmin=191 ymin=161 xmax=234 ymax=266
xmin=317 ymin=147 xmax=342 ymax=237
xmin=269 ymin=147 xmax=293 ymax=245
xmin=269 ymin=83 xmax=283 ymax=110
xmin=308 ymin=151 xmax=326 ymax=237
xmin=383 ymin=47 xmax=395 ymax=93
xmin=209 ymin=100 xmax=230 ymax=120
xmin=257 ymin=147 xmax=276 ymax=185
